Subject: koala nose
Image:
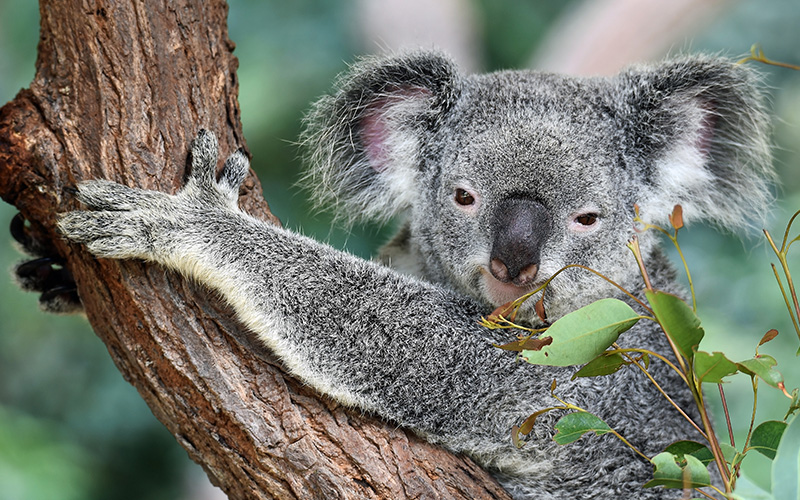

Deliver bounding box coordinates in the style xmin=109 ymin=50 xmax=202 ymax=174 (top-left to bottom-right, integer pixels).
xmin=489 ymin=198 xmax=552 ymax=285
xmin=490 ymin=258 xmax=539 ymax=285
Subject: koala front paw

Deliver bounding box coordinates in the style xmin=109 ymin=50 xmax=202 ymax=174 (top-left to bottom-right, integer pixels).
xmin=57 ymin=180 xmax=171 ymax=260
xmin=58 ymin=130 xmax=250 ymax=264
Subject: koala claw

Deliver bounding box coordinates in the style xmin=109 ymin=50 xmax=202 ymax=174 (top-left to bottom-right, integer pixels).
xmin=14 ymin=256 xmax=76 ymax=300
xmin=10 ymin=212 xmax=32 ymax=249
xmin=10 ymin=213 xmax=82 ymax=313
xmin=37 ymin=284 xmax=81 ymax=314
xmin=15 ymin=256 xmax=63 ymax=281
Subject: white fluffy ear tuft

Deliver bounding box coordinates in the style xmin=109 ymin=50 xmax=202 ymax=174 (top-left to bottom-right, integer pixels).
xmin=355 ymin=88 xmax=435 ymax=221
xmin=621 ymin=56 xmax=775 ymax=232
xmin=639 ymin=103 xmax=719 ymax=226
xmin=301 ymin=51 xmax=461 ymax=225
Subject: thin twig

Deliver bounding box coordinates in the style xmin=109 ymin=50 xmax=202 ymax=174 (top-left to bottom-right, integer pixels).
xmin=617 ymin=349 xmax=707 ymax=440
xmin=718 ymin=384 xmax=735 ymax=448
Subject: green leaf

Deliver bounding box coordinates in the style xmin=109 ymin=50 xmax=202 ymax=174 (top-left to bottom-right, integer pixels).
xmin=720 ymin=442 xmax=739 ymax=464
xmin=737 ymin=355 xmax=784 ymax=389
xmin=552 ymin=412 xmax=612 ymax=445
xmin=645 ymin=452 xmax=682 ymax=487
xmin=772 ymin=414 xmax=800 ymax=500
xmin=645 ymin=290 xmax=704 ymax=364
xmin=732 ymin=474 xmax=775 ymax=500
xmin=664 ymin=440 xmax=715 ymax=466
xmin=693 ymin=350 xmax=739 ymax=383
xmin=682 ymin=454 xmax=712 ymax=487
xmin=750 ymin=420 xmax=788 ymax=460
xmin=571 ymin=352 xmax=626 ymax=379
xmin=644 ymin=452 xmax=711 ymax=489
xmin=522 ymin=298 xmax=640 ymax=367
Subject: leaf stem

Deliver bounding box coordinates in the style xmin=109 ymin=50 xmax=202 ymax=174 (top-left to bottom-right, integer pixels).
xmin=627 ymin=236 xmax=654 ymax=291
xmin=695 ymin=390 xmax=732 ymax=490
xmin=770 ymin=263 xmax=800 ymax=337
xmin=510 ymin=263 xmax=653 ymax=317
xmin=734 ymin=376 xmax=760 ymax=485
xmin=694 ymin=488 xmax=717 ymax=499
xmin=610 ymin=347 xmax=688 ymax=387
xmin=765 ymin=227 xmax=800 ymax=343
xmin=738 ymin=44 xmax=800 ymax=70
xmin=609 ymin=429 xmax=649 ymax=461
xmin=743 ymin=376 xmax=759 ymax=452
xmin=615 ymin=348 xmax=706 ymax=440
xmin=778 ymin=209 xmax=800 ymax=250
xmin=669 ymin=233 xmax=697 ymax=312
xmin=718 ymin=383 xmax=735 ymax=448
xmin=705 ymin=484 xmax=728 ymax=498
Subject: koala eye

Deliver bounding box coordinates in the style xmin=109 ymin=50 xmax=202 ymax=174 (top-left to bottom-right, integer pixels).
xmin=454 ymin=188 xmax=475 ymax=206
xmin=575 ymin=213 xmax=599 ymax=226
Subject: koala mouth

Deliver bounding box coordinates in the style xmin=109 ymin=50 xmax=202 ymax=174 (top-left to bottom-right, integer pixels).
xmin=479 ymin=268 xmax=539 ymax=307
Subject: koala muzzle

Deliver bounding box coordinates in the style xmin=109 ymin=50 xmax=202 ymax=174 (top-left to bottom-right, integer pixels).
xmin=489 ymin=198 xmax=552 ymax=286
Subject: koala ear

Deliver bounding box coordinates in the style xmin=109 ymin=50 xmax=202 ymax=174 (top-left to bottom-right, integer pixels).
xmin=302 ymin=51 xmax=461 ymax=223
xmin=618 ymin=56 xmax=774 ymax=231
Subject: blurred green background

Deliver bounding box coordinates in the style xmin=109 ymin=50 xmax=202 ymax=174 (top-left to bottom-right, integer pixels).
xmin=0 ymin=1 xmax=799 ymax=498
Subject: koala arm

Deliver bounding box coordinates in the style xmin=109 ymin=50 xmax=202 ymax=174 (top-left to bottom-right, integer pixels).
xmin=58 ymin=130 xmax=535 ymax=440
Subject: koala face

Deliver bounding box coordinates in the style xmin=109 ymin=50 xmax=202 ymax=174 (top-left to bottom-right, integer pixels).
xmin=409 ymin=75 xmax=640 ymax=318
xmin=303 ymin=51 xmax=772 ymax=322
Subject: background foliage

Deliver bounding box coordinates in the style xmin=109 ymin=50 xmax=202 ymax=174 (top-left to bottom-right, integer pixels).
xmin=0 ymin=0 xmax=798 ymax=498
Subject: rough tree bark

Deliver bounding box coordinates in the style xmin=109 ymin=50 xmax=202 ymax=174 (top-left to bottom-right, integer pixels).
xmin=0 ymin=2 xmax=511 ymax=499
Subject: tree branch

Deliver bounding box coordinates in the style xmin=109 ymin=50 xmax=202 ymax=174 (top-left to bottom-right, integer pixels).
xmin=0 ymin=1 xmax=510 ymax=498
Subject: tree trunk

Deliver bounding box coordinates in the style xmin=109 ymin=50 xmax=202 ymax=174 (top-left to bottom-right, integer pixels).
xmin=0 ymin=2 xmax=511 ymax=499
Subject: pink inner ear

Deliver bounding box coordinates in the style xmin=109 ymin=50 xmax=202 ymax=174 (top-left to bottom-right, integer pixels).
xmin=359 ymin=86 xmax=433 ymax=173
xmin=695 ymin=101 xmax=717 ymax=158
xmin=361 ymin=104 xmax=391 ymax=173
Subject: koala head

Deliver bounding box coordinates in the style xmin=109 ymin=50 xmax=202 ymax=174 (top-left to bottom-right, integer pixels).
xmin=303 ymin=51 xmax=772 ymax=321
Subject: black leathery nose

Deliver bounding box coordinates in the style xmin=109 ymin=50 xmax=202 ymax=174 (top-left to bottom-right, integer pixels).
xmin=489 ymin=198 xmax=551 ymax=285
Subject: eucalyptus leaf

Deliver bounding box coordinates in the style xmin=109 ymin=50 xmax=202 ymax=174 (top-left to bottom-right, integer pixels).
xmin=571 ymin=352 xmax=626 ymax=379
xmin=552 ymin=412 xmax=612 ymax=445
xmin=645 ymin=290 xmax=704 ymax=364
xmin=664 ymin=440 xmax=714 ymax=466
xmin=732 ymin=474 xmax=775 ymax=500
xmin=758 ymin=329 xmax=779 ymax=348
xmin=720 ymin=442 xmax=739 ymax=464
xmin=750 ymin=420 xmax=787 ymax=460
xmin=522 ymin=298 xmax=639 ymax=367
xmin=737 ymin=355 xmax=784 ymax=389
xmin=693 ymin=350 xmax=738 ymax=383
xmin=772 ymin=415 xmax=800 ymax=500
xmin=644 ymin=452 xmax=711 ymax=489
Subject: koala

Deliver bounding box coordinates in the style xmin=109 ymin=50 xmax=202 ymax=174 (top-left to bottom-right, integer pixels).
xmin=54 ymin=51 xmax=772 ymax=499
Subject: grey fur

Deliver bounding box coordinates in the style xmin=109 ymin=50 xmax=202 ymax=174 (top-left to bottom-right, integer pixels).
xmin=57 ymin=52 xmax=773 ymax=499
